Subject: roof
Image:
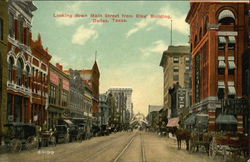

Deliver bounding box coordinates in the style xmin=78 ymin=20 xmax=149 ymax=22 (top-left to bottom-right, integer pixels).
xmin=148 ymin=105 xmax=162 ymax=113
xmin=160 ymin=45 xmax=190 ymax=67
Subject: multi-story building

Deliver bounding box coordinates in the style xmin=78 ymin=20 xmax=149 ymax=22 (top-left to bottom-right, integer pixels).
xmin=48 ymin=63 xmax=70 ymax=129
xmin=99 ymin=93 xmax=109 ymax=126
xmin=0 ymin=0 xmax=9 ymax=142
xmin=160 ymin=46 xmax=191 ymax=118
xmin=79 ymin=61 xmax=100 ymax=117
xmin=186 ymin=2 xmax=249 ymax=133
xmin=6 ymin=1 xmax=37 ymax=126
xmin=108 ymin=88 xmax=133 ymax=125
xmin=31 ymin=35 xmax=51 ymax=127
xmin=147 ymin=105 xmax=162 ymax=130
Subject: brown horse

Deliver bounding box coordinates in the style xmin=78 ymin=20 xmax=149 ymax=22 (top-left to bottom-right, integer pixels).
xmin=174 ymin=128 xmax=191 ymax=150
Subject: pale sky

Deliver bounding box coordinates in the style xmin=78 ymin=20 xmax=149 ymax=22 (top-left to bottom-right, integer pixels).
xmin=31 ymin=1 xmax=190 ymax=116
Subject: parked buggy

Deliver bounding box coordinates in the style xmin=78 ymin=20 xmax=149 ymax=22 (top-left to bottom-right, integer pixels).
xmin=209 ymin=133 xmax=249 ymax=162
xmin=54 ymin=125 xmax=70 ymax=143
xmin=189 ymin=131 xmax=212 ymax=153
xmin=3 ymin=123 xmax=39 ymax=152
xmin=40 ymin=130 xmax=56 ymax=147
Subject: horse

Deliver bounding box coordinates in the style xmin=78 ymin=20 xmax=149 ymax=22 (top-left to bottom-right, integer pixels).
xmin=174 ymin=128 xmax=191 ymax=150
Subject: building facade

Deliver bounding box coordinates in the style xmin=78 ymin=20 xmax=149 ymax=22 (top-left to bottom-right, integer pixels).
xmin=48 ymin=63 xmax=70 ymax=129
xmin=30 ymin=35 xmax=51 ymax=127
xmin=6 ymin=1 xmax=37 ymax=126
xmin=160 ymin=46 xmax=191 ymax=117
xmin=108 ymin=88 xmax=133 ymax=125
xmin=186 ymin=2 xmax=249 ymax=133
xmin=147 ymin=105 xmax=162 ymax=130
xmin=99 ymin=93 xmax=109 ymax=126
xmin=0 ymin=0 xmax=9 ymax=142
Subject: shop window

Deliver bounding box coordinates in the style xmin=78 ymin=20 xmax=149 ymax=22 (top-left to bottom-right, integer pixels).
xmin=17 ymin=58 xmax=24 ymax=86
xmin=0 ymin=18 xmax=3 ymax=40
xmin=218 ymin=36 xmax=226 ymax=50
xmin=228 ymin=36 xmax=235 ymax=50
xmin=218 ymin=9 xmax=235 ymax=25
xmin=173 ymin=57 xmax=179 ymax=63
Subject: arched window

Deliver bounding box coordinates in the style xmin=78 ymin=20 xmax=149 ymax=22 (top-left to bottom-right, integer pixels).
xmin=26 ymin=66 xmax=30 ymax=88
xmin=17 ymin=58 xmax=24 ymax=86
xmin=218 ymin=9 xmax=235 ymax=25
xmin=8 ymin=56 xmax=14 ymax=82
xmin=0 ymin=18 xmax=3 ymax=40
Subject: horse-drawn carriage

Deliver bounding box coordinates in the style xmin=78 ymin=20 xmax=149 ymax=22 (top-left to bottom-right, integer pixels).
xmin=40 ymin=130 xmax=56 ymax=147
xmin=189 ymin=131 xmax=212 ymax=153
xmin=209 ymin=133 xmax=249 ymax=161
xmin=3 ymin=123 xmax=39 ymax=152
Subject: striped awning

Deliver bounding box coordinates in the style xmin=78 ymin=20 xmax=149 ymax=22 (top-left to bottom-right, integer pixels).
xmin=218 ymin=10 xmax=235 ymax=22
xmin=219 ymin=36 xmax=226 ymax=44
xmin=216 ymin=114 xmax=237 ymax=124
xmin=167 ymin=117 xmax=179 ymax=127
xmin=228 ymin=86 xmax=236 ymax=95
xmin=228 ymin=36 xmax=235 ymax=44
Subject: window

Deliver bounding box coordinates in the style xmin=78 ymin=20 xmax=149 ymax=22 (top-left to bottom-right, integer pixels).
xmin=218 ymin=36 xmax=226 ymax=50
xmin=8 ymin=57 xmax=14 ymax=82
xmin=25 ymin=66 xmax=30 ymax=88
xmin=199 ymin=28 xmax=202 ymax=41
xmin=173 ymin=66 xmax=179 ymax=72
xmin=218 ymin=56 xmax=226 ymax=75
xmin=228 ymin=82 xmax=236 ymax=99
xmin=185 ymin=66 xmax=190 ymax=70
xmin=185 ymin=57 xmax=190 ymax=64
xmin=245 ymin=70 xmax=250 ymax=95
xmin=0 ymin=18 xmax=3 ymax=40
xmin=173 ymin=75 xmax=179 ymax=81
xmin=173 ymin=57 xmax=179 ymax=63
xmin=19 ymin=20 xmax=23 ymax=43
xmin=218 ymin=10 xmax=235 ymax=25
xmin=9 ymin=13 xmax=14 ymax=37
xmin=217 ymin=81 xmax=225 ymax=99
xmin=228 ymin=56 xmax=235 ymax=75
xmin=27 ymin=28 xmax=30 ymax=46
xmin=228 ymin=36 xmax=235 ymax=50
xmin=17 ymin=58 xmax=24 ymax=86
xmin=49 ymin=85 xmax=57 ymax=104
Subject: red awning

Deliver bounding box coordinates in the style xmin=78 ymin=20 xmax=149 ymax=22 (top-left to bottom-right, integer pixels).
xmin=167 ymin=117 xmax=179 ymax=127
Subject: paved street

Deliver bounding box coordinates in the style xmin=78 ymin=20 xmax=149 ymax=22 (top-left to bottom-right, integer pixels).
xmin=0 ymin=130 xmax=237 ymax=162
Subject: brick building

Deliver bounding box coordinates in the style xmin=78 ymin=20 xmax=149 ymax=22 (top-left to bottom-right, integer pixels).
xmin=48 ymin=63 xmax=70 ymax=129
xmin=186 ymin=2 xmax=249 ymax=132
xmin=6 ymin=1 xmax=37 ymax=126
xmin=160 ymin=46 xmax=191 ymax=118
xmin=30 ymin=34 xmax=51 ymax=127
xmin=0 ymin=0 xmax=9 ymax=142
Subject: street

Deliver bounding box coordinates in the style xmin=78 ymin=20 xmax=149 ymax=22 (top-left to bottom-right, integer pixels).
xmin=0 ymin=130 xmax=230 ymax=162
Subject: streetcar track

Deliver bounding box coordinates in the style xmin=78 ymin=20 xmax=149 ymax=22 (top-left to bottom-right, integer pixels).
xmin=53 ymin=132 xmax=130 ymax=161
xmin=140 ymin=133 xmax=146 ymax=162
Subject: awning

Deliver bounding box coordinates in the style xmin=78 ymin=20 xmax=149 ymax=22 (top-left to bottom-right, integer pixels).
xmin=219 ymin=36 xmax=226 ymax=44
xmin=64 ymin=119 xmax=73 ymax=125
xmin=218 ymin=60 xmax=226 ymax=68
xmin=218 ymin=81 xmax=225 ymax=89
xmin=167 ymin=117 xmax=179 ymax=127
xmin=218 ymin=10 xmax=235 ymax=22
xmin=216 ymin=114 xmax=237 ymax=124
xmin=184 ymin=115 xmax=195 ymax=125
xmin=195 ymin=115 xmax=208 ymax=126
xmin=228 ymin=61 xmax=236 ymax=69
xmin=228 ymin=86 xmax=236 ymax=95
xmin=228 ymin=36 xmax=235 ymax=44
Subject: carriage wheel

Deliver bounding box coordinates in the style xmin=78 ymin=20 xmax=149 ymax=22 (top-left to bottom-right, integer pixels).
xmin=26 ymin=137 xmax=39 ymax=150
xmin=209 ymin=137 xmax=217 ymax=159
xmin=9 ymin=139 xmax=22 ymax=153
xmin=51 ymin=136 xmax=56 ymax=147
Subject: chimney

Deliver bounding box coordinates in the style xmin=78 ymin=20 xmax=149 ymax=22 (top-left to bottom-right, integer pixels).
xmin=56 ymin=63 xmax=63 ymax=71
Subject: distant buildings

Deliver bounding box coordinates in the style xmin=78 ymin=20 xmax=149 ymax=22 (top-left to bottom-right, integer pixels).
xmin=147 ymin=105 xmax=162 ymax=130
xmin=160 ymin=46 xmax=191 ymax=118
xmin=107 ymin=88 xmax=133 ymax=125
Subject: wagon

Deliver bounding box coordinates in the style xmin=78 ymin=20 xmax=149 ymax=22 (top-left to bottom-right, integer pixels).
xmin=40 ymin=130 xmax=56 ymax=147
xmin=189 ymin=131 xmax=212 ymax=153
xmin=209 ymin=133 xmax=249 ymax=162
xmin=4 ymin=123 xmax=39 ymax=152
